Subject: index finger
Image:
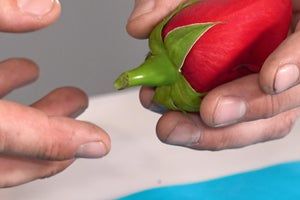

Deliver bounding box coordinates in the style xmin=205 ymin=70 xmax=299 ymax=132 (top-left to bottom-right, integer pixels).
xmin=0 ymin=100 xmax=110 ymax=160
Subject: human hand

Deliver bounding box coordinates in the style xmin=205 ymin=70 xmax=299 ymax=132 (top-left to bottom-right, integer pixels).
xmin=127 ymin=0 xmax=300 ymax=150
xmin=0 ymin=0 xmax=110 ymax=187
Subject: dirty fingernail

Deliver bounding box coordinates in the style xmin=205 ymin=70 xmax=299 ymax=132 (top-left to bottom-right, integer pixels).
xmin=214 ymin=96 xmax=246 ymax=127
xmin=166 ymin=123 xmax=201 ymax=147
xmin=274 ymin=64 xmax=299 ymax=93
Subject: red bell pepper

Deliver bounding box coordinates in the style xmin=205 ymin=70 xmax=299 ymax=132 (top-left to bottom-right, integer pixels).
xmin=115 ymin=0 xmax=292 ymax=112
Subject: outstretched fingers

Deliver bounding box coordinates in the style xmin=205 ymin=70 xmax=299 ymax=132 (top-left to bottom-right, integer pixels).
xmin=0 ymin=87 xmax=110 ymax=188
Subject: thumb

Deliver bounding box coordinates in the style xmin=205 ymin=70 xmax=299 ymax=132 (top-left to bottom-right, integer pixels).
xmin=127 ymin=0 xmax=186 ymax=39
xmin=0 ymin=0 xmax=61 ymax=32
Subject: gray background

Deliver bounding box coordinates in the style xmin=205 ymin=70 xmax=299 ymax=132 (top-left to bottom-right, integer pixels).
xmin=3 ymin=0 xmax=147 ymax=104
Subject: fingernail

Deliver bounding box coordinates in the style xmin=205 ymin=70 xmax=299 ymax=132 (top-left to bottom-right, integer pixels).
xmin=76 ymin=141 xmax=108 ymax=159
xmin=214 ymin=97 xmax=246 ymax=127
xmin=274 ymin=64 xmax=299 ymax=93
xmin=149 ymin=103 xmax=168 ymax=114
xmin=129 ymin=0 xmax=155 ymax=20
xmin=166 ymin=123 xmax=201 ymax=147
xmin=17 ymin=0 xmax=57 ymax=16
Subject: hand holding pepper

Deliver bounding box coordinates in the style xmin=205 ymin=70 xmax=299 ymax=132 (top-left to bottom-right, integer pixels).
xmin=127 ymin=0 xmax=300 ymax=150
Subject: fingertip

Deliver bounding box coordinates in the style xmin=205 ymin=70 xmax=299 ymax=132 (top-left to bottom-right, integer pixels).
xmin=156 ymin=112 xmax=182 ymax=143
xmin=126 ymin=16 xmax=154 ymax=39
xmin=55 ymin=87 xmax=89 ymax=109
xmin=139 ymin=86 xmax=155 ymax=109
xmin=32 ymin=87 xmax=88 ymax=117
xmin=260 ymin=62 xmax=299 ymax=95
xmin=0 ymin=58 xmax=40 ymax=95
xmin=84 ymin=122 xmax=112 ymax=155
xmin=3 ymin=58 xmax=40 ymax=77
xmin=20 ymin=58 xmax=40 ymax=76
xmin=259 ymin=32 xmax=300 ymax=94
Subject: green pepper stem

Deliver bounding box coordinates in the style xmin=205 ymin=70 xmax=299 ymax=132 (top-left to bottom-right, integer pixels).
xmin=114 ymin=54 xmax=178 ymax=90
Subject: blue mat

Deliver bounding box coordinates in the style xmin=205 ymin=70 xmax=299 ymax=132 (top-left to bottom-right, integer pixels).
xmin=120 ymin=161 xmax=300 ymax=200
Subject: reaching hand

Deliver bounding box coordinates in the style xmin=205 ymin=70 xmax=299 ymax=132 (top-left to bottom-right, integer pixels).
xmin=0 ymin=0 xmax=110 ymax=187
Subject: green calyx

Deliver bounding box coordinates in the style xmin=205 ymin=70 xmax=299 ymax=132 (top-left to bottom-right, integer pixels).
xmin=114 ymin=0 xmax=217 ymax=112
xmin=114 ymin=53 xmax=178 ymax=90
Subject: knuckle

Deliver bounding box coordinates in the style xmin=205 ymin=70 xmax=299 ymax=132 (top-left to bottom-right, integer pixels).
xmin=35 ymin=139 xmax=58 ymax=160
xmin=265 ymin=95 xmax=281 ymax=118
xmin=264 ymin=92 xmax=296 ymax=119
xmin=211 ymin=134 xmax=231 ymax=151
xmin=35 ymin=129 xmax=67 ymax=161
xmin=196 ymin=131 xmax=231 ymax=151
xmin=37 ymin=135 xmax=72 ymax=161
xmin=37 ymin=118 xmax=75 ymax=161
xmin=263 ymin=115 xmax=296 ymax=142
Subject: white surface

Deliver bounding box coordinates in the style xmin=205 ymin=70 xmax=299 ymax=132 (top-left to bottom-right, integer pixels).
xmin=1 ymin=89 xmax=300 ymax=200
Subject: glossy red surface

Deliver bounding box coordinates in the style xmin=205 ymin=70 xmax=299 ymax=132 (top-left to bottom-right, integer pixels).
xmin=163 ymin=0 xmax=292 ymax=92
